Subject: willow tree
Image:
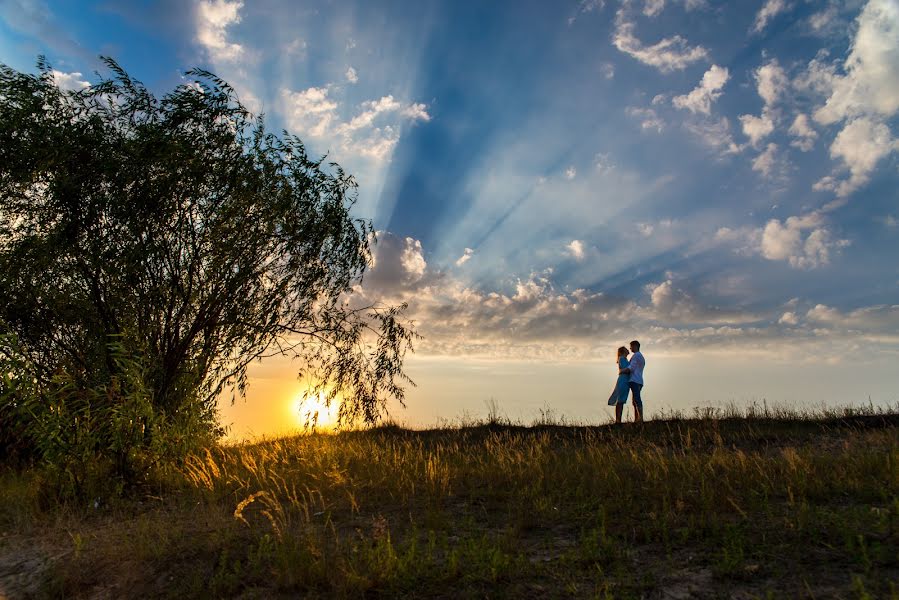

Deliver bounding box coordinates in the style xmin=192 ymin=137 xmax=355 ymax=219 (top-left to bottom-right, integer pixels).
xmin=0 ymin=58 xmax=415 ymax=475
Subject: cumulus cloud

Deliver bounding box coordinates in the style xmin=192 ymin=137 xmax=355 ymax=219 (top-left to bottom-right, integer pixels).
xmin=643 ymin=0 xmax=665 ymax=17
xmin=567 ymin=240 xmax=586 ymax=261
xmin=626 ymin=106 xmax=665 ymax=132
xmin=455 ymin=248 xmax=475 ymax=266
xmin=196 ymin=0 xmax=244 ymax=63
xmin=355 ymin=233 xmax=892 ymax=360
xmin=751 ymin=142 xmax=780 ymax=178
xmin=752 ymin=0 xmax=789 ymax=34
xmin=362 ymin=233 xmax=434 ymax=292
xmin=812 ymin=0 xmax=899 ymax=125
xmin=797 ymin=0 xmax=899 ymax=196
xmin=281 ymin=89 xmax=430 ymax=162
xmin=788 ymin=113 xmax=818 ymax=151
xmin=594 ymin=152 xmax=615 ymax=173
xmin=600 ymin=62 xmax=615 ymax=79
xmin=738 ymin=60 xmax=787 ymax=148
xmin=568 ymin=0 xmax=605 ymax=25
xmin=51 ymin=69 xmax=90 ymax=91
xmin=739 ymin=112 xmax=776 ymax=147
xmin=759 ymin=213 xmax=847 ymax=269
xmin=345 ymin=66 xmax=358 ymax=84
xmin=285 ymin=38 xmax=306 ymax=56
xmin=808 ymin=4 xmax=840 ymax=35
xmin=672 ymin=64 xmax=729 ymax=114
xmin=612 ymin=9 xmax=708 ymax=72
xmin=683 ymin=116 xmax=742 ymax=154
xmin=565 ymin=166 xmax=577 ymax=180
xmin=806 ymin=303 xmax=899 ymax=331
xmin=281 ymin=86 xmax=338 ymax=138
xmin=814 ymin=117 xmax=898 ymax=197
xmin=401 ymin=238 xmax=427 ymax=281
xmin=756 ymin=60 xmax=788 ymax=106
xmin=637 ymin=223 xmax=655 ymax=237
xmin=717 ymin=212 xmax=848 ymax=269
xmin=778 ymin=311 xmax=799 ymax=325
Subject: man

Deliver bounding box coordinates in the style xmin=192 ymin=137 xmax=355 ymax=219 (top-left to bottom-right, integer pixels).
xmin=620 ymin=340 xmax=645 ymax=423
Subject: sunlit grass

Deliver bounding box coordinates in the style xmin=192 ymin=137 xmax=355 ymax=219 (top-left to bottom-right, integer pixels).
xmin=2 ymin=403 xmax=898 ymax=598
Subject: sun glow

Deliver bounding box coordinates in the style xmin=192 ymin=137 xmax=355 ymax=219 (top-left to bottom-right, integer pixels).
xmin=292 ymin=389 xmax=340 ymax=430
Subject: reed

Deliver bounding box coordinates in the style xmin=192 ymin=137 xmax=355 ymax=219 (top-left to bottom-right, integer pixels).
xmin=2 ymin=404 xmax=897 ymax=598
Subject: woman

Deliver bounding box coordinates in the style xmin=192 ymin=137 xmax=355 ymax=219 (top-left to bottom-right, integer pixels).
xmin=607 ymin=346 xmax=630 ymax=424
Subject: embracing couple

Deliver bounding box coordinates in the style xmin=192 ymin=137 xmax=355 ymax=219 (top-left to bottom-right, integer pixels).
xmin=607 ymin=340 xmax=645 ymax=424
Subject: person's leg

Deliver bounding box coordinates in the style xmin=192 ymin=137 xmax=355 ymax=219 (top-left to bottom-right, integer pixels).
xmin=629 ymin=383 xmax=643 ymax=423
xmin=615 ymin=403 xmax=623 ymax=424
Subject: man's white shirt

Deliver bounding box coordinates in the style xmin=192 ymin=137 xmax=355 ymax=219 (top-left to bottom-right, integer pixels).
xmin=628 ymin=352 xmax=645 ymax=385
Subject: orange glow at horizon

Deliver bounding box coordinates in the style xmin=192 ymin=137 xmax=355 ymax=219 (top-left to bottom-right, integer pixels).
xmin=292 ymin=389 xmax=341 ymax=430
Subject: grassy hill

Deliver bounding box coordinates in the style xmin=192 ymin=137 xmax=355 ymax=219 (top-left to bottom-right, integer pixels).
xmin=1 ymin=407 xmax=897 ymax=598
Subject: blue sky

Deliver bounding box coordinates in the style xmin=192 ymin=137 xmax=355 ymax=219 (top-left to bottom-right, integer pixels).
xmin=2 ymin=0 xmax=898 ymax=433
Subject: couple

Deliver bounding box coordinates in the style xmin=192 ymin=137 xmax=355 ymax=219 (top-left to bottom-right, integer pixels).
xmin=607 ymin=340 xmax=645 ymax=424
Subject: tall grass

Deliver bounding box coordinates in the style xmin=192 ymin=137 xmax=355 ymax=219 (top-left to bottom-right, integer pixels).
xmin=3 ymin=404 xmax=898 ymax=598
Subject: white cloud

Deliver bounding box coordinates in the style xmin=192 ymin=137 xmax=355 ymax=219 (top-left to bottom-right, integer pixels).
xmin=804 ymin=303 xmax=899 ymax=331
xmin=568 ymin=0 xmax=605 ymax=25
xmin=626 ymin=106 xmax=665 ymax=132
xmin=637 ymin=223 xmax=655 ymax=237
xmin=684 ymin=116 xmax=742 ymax=154
xmin=788 ymin=113 xmax=818 ymax=151
xmin=281 ymin=88 xmax=430 ymax=162
xmin=779 ymin=311 xmax=799 ymax=325
xmin=565 ymin=166 xmax=577 ymax=180
xmin=285 ymin=38 xmax=306 ymax=56
xmin=799 ymin=1 xmax=899 ymax=197
xmin=808 ymin=5 xmax=839 ymax=35
xmin=813 ymin=0 xmax=899 ymax=125
xmin=739 ymin=112 xmax=775 ymax=147
xmin=455 ymin=248 xmax=475 ymax=266
xmin=281 ymin=86 xmax=338 ymax=138
xmin=816 ymin=117 xmax=898 ymax=197
xmin=672 ymin=64 xmax=729 ymax=114
xmin=600 ymin=62 xmax=615 ymax=79
xmin=759 ymin=213 xmax=846 ymax=269
xmin=756 ymin=60 xmax=788 ymax=107
xmin=196 ymin=0 xmax=244 ymax=63
xmin=52 ymin=69 xmax=89 ymax=91
xmin=643 ymin=0 xmax=665 ymax=17
xmin=567 ymin=240 xmax=586 ymax=261
xmin=737 ymin=60 xmax=787 ymax=148
xmin=346 ymin=66 xmax=358 ymax=84
xmin=751 ymin=142 xmax=779 ymax=178
xmin=612 ymin=10 xmax=709 ymax=72
xmin=402 ymin=103 xmax=431 ymax=121
xmin=752 ymin=0 xmax=789 ymax=34
xmin=400 ymin=237 xmax=427 ymax=281
xmin=594 ymin=152 xmax=615 ymax=173
xmin=717 ymin=212 xmax=847 ymax=269
xmin=356 ymin=234 xmax=894 ymax=361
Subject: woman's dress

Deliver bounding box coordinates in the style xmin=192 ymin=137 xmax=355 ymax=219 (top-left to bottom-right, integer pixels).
xmin=607 ymin=356 xmax=630 ymax=405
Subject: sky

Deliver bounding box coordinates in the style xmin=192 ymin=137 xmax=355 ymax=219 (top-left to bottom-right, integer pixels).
xmin=2 ymin=0 xmax=898 ymax=436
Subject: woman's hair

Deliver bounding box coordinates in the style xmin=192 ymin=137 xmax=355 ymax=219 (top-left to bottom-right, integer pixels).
xmin=617 ymin=346 xmax=628 ymax=361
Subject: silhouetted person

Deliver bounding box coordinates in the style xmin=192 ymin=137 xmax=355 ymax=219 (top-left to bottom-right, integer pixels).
xmin=619 ymin=340 xmax=645 ymax=422
xmin=608 ymin=346 xmax=630 ymax=424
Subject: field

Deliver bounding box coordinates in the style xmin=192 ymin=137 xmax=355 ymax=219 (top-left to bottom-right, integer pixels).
xmin=1 ymin=406 xmax=898 ymax=599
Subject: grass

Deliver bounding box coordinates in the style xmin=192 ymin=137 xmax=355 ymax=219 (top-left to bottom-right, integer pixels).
xmin=1 ymin=403 xmax=898 ymax=598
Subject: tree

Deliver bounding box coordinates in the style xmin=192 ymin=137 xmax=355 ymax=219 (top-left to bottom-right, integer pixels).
xmin=0 ymin=58 xmax=416 ymax=480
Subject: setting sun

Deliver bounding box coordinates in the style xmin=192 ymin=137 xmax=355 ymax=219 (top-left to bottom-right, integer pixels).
xmin=292 ymin=390 xmax=340 ymax=429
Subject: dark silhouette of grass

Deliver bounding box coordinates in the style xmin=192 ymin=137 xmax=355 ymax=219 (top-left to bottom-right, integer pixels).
xmin=1 ymin=404 xmax=897 ymax=598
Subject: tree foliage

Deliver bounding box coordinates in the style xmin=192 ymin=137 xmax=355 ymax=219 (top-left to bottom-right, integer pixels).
xmin=0 ymin=58 xmax=416 ymax=487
